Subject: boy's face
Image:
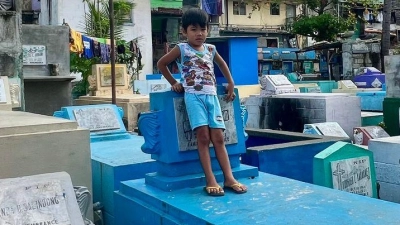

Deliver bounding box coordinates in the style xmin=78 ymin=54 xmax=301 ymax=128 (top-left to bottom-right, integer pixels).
xmin=183 ymin=24 xmax=208 ymax=47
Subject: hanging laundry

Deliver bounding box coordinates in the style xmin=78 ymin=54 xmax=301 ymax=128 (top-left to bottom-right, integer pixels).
xmin=82 ymin=35 xmax=94 ymax=59
xmin=117 ymin=44 xmax=126 ymax=54
xmin=202 ymin=0 xmax=223 ymax=16
xmin=70 ymin=29 xmax=84 ymax=54
xmin=93 ymin=39 xmax=101 ymax=57
xmin=376 ymin=12 xmax=383 ymax=22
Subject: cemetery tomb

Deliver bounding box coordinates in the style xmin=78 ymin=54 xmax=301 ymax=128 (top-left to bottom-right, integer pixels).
xmin=136 ymin=87 xmax=257 ymax=191
xmin=361 ymin=111 xmax=383 ymax=126
xmin=114 ymin=88 xmax=400 ymax=224
xmin=259 ymin=75 xmax=298 ymax=95
xmin=383 ymin=55 xmax=400 ymax=136
xmin=75 ymin=64 xmax=150 ymax=131
xmin=243 ymin=128 xmax=348 ymax=183
xmin=54 ymin=104 xmax=157 ymax=225
xmin=0 ymin=172 xmax=85 ymax=225
xmin=303 ymin=122 xmax=349 ymax=138
xmin=357 ymin=91 xmax=386 ymax=111
xmin=258 ymin=93 xmax=360 ymax=137
xmin=0 ymin=110 xmax=92 ymax=218
xmin=332 ymin=80 xmax=381 ymax=95
xmin=369 ymin=136 xmax=400 ymax=203
xmin=314 ymin=141 xmax=377 ymax=198
xmin=353 ymin=126 xmax=389 ymax=146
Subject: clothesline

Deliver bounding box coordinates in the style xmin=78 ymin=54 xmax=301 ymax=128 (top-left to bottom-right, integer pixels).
xmin=68 ymin=28 xmax=142 ymax=66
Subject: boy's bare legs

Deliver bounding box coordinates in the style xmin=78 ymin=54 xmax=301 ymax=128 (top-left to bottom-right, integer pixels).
xmin=196 ymin=126 xmax=224 ymax=194
xmin=210 ymin=128 xmax=247 ymax=192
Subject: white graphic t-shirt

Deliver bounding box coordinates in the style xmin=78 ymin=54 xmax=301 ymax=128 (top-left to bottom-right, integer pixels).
xmin=176 ymin=43 xmax=217 ymax=95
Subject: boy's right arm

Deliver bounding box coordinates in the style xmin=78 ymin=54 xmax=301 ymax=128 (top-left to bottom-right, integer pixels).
xmin=157 ymin=46 xmax=183 ymax=93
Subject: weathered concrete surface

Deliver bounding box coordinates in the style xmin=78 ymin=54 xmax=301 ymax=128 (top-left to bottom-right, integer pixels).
xmin=342 ymin=41 xmax=381 ymax=79
xmin=21 ymin=25 xmax=73 ymax=115
xmin=22 ymin=25 xmax=70 ymax=77
xmin=0 ymin=0 xmax=23 ymax=109
xmin=0 ymin=110 xmax=93 ymax=219
xmin=384 ymin=55 xmax=400 ymax=98
xmin=75 ymin=95 xmax=150 ymax=131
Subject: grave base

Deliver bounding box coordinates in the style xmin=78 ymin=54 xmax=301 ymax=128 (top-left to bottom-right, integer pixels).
xmin=114 ymin=172 xmax=400 ymax=225
xmin=361 ymin=111 xmax=383 ymax=126
xmin=383 ymin=97 xmax=400 ymax=136
xmin=145 ymin=164 xmax=258 ymax=191
xmin=91 ymin=134 xmax=157 ymax=222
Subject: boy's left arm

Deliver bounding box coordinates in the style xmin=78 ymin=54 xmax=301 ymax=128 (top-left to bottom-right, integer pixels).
xmin=214 ymin=52 xmax=235 ymax=101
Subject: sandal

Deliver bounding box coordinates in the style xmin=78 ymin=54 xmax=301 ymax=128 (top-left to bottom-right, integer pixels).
xmin=203 ymin=186 xmax=225 ymax=196
xmin=224 ymin=183 xmax=247 ymax=194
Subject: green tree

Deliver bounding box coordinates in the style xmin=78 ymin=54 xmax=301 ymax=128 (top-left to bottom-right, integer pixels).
xmin=71 ymin=0 xmax=138 ymax=97
xmin=82 ymin=0 xmax=135 ymax=39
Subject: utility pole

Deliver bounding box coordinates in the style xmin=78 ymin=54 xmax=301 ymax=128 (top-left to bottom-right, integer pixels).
xmin=109 ymin=0 xmax=116 ymax=104
xmin=381 ymin=0 xmax=392 ymax=73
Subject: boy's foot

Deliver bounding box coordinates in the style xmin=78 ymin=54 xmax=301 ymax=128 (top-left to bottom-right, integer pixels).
xmin=203 ymin=186 xmax=225 ymax=196
xmin=223 ymin=182 xmax=247 ymax=194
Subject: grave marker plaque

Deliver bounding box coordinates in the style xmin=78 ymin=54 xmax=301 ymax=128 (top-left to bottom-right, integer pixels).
xmin=22 ymin=45 xmax=47 ymax=65
xmin=0 ymin=180 xmax=71 ymax=225
xmin=341 ymin=80 xmax=358 ymax=89
xmin=173 ymin=96 xmax=238 ymax=151
xmin=313 ymin=142 xmax=377 ymax=198
xmin=73 ymin=107 xmax=120 ymax=131
xmin=316 ymin=122 xmax=348 ymax=138
xmin=331 ymin=156 xmax=373 ymax=197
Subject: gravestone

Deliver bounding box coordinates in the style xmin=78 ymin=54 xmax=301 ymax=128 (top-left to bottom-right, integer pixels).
xmin=137 ymin=86 xmax=258 ymax=191
xmin=54 ymin=104 xmax=128 ymax=139
xmin=369 ymin=136 xmax=400 ymax=203
xmin=303 ymin=122 xmax=349 ymax=138
xmin=88 ymin=64 xmax=130 ymax=96
xmin=173 ymin=96 xmax=238 ymax=151
xmin=77 ymin=65 xmax=150 ymax=131
xmin=339 ymin=80 xmax=358 ymax=89
xmin=0 ymin=76 xmax=12 ymax=111
xmin=54 ymin=104 xmax=157 ymax=224
xmin=259 ymin=75 xmax=298 ymax=95
xmin=0 ymin=172 xmax=84 ymax=225
xmin=332 ymin=80 xmax=381 ymax=95
xmin=353 ymin=126 xmax=389 ymax=146
xmin=314 ymin=141 xmax=377 ymax=198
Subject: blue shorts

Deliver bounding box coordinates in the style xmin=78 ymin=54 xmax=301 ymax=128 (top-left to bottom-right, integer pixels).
xmin=184 ymin=93 xmax=226 ymax=130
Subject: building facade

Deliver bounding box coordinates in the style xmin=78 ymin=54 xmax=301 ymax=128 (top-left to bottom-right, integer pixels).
xmin=37 ymin=0 xmax=153 ymax=79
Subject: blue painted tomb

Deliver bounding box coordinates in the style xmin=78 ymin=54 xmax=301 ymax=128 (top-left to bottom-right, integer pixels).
xmin=114 ymin=88 xmax=400 ymax=224
xmin=54 ymin=104 xmax=157 ymax=225
xmin=242 ymin=129 xmax=348 ymax=183
xmin=356 ymin=91 xmax=385 ymax=111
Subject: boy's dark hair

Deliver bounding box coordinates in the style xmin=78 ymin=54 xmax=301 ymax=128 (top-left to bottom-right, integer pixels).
xmin=181 ymin=8 xmax=209 ymax=30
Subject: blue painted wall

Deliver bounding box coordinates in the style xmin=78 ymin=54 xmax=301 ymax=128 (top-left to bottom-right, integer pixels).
xmin=209 ymin=37 xmax=259 ymax=85
xmin=243 ymin=141 xmax=338 ymax=183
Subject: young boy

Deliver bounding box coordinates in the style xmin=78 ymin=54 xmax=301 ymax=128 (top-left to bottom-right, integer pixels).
xmin=157 ymin=8 xmax=247 ymax=196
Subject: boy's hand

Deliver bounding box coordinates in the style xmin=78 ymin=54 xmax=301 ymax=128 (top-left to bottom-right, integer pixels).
xmin=171 ymin=82 xmax=184 ymax=93
xmin=225 ymin=83 xmax=235 ymax=101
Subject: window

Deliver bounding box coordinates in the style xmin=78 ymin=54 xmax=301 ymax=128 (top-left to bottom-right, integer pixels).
xmin=233 ymin=1 xmax=246 ymax=15
xmin=267 ymin=39 xmax=278 ymax=47
xmin=270 ymin=3 xmax=280 ymax=15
